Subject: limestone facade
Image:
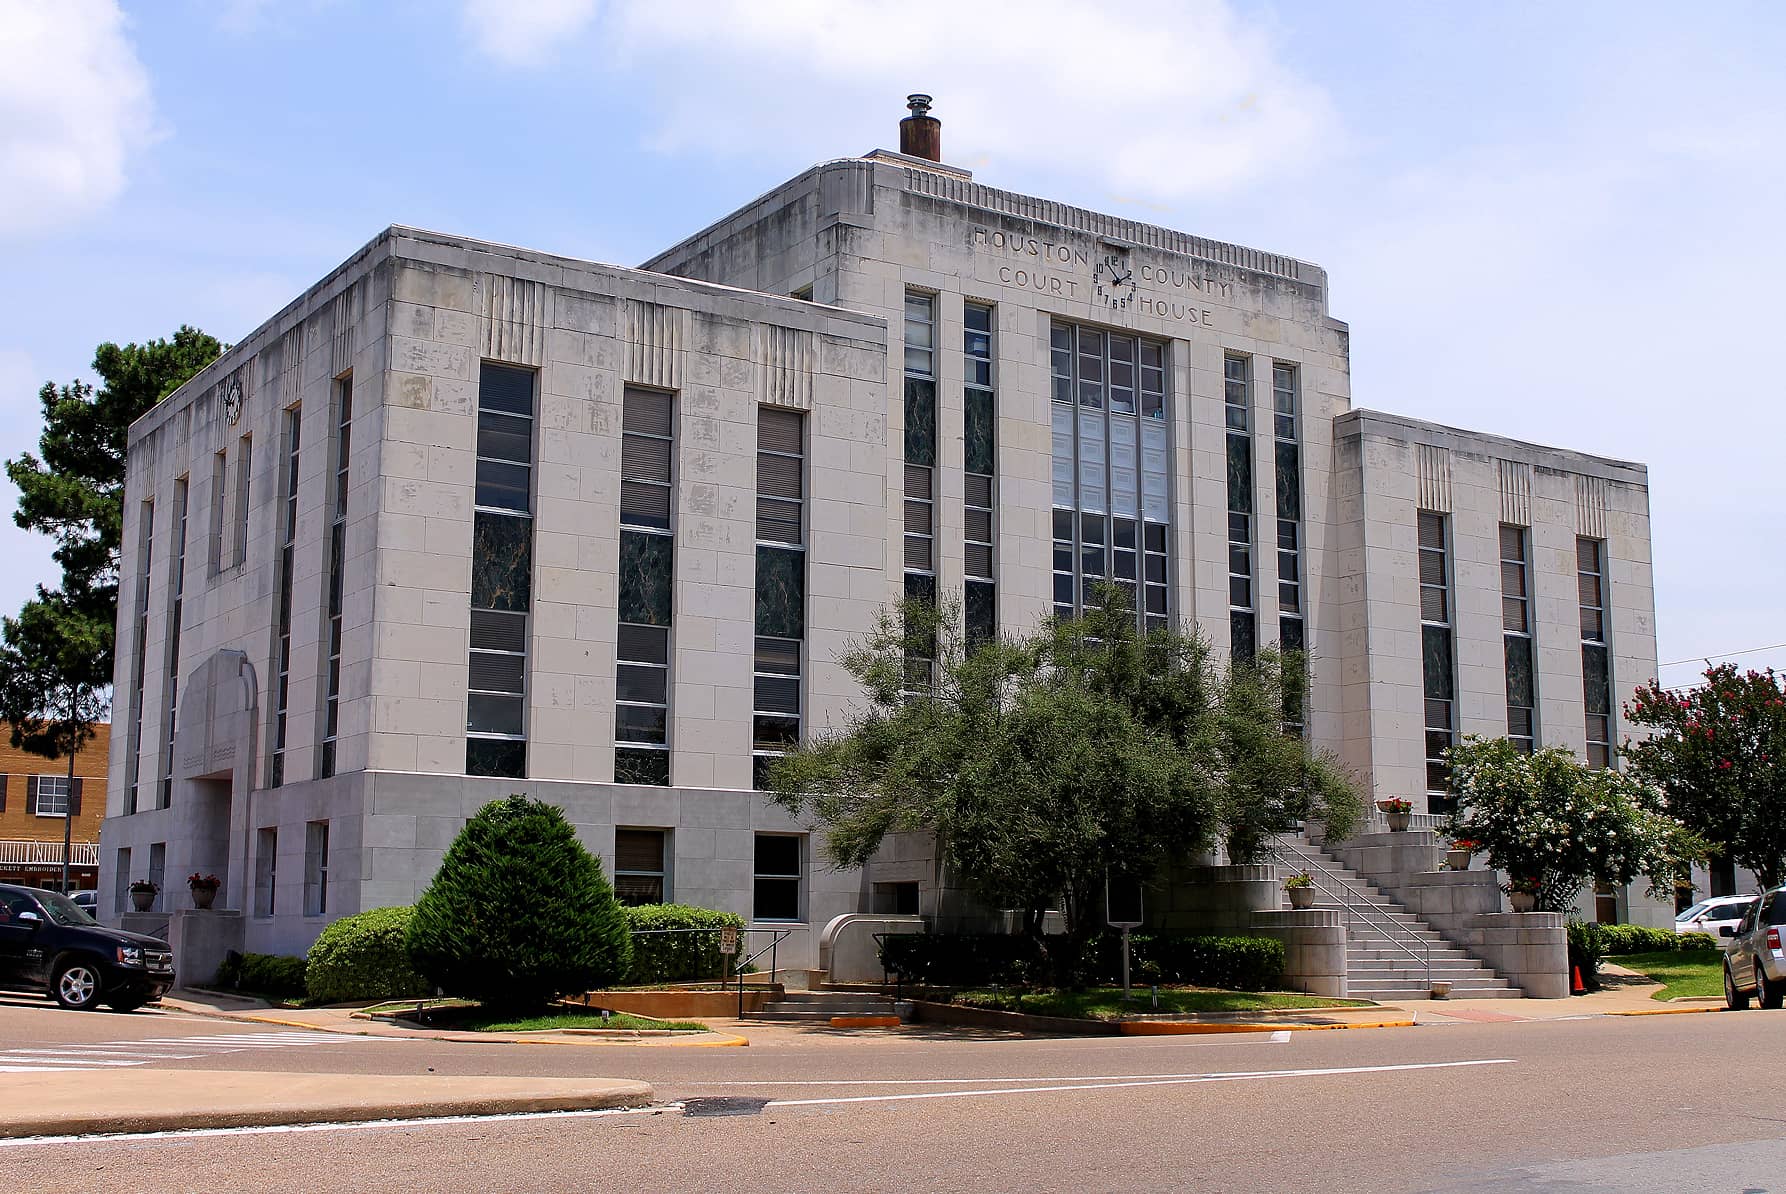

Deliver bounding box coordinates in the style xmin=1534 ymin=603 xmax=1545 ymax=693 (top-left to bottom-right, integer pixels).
xmin=100 ymin=149 xmax=1663 ymax=964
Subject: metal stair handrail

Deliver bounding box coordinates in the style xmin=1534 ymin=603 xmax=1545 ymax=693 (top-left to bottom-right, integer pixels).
xmin=1271 ymin=838 xmax=1431 ymax=990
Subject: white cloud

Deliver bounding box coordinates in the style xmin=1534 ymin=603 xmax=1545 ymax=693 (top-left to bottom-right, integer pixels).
xmin=461 ymin=0 xmax=1335 ymax=199
xmin=0 ymin=0 xmax=156 ymax=237
xmin=461 ymin=0 xmax=599 ymax=66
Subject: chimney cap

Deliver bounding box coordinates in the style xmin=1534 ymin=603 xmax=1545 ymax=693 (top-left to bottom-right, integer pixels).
xmin=906 ymin=94 xmax=933 ymax=116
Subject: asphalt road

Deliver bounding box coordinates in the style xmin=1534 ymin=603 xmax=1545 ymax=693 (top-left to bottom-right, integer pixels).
xmin=0 ymin=998 xmax=1782 ymax=1192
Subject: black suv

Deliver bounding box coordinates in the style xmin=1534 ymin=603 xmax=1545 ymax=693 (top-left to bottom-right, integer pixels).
xmin=0 ymin=883 xmax=174 ymax=1011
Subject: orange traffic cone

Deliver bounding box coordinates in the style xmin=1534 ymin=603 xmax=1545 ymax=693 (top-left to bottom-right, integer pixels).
xmin=1571 ymin=964 xmax=1586 ymax=994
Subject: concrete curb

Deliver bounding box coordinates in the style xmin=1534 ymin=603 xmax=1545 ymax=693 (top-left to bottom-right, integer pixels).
xmin=0 ymin=1071 xmax=655 ymax=1140
xmin=1118 ymin=1018 xmax=1418 ymax=1035
xmin=229 ymin=1011 xmax=749 ymax=1046
xmin=1605 ymin=1006 xmax=1729 ymax=1017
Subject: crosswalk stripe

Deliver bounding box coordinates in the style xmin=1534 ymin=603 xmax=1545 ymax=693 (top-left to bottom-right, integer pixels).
xmin=0 ymin=1030 xmax=369 ymax=1072
xmin=0 ymin=1056 xmax=142 ymax=1066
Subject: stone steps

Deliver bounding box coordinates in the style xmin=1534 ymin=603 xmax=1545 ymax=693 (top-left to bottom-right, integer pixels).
xmin=745 ymin=991 xmax=898 ymax=1022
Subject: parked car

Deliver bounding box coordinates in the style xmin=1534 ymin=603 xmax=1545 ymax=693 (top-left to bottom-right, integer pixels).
xmin=0 ymin=883 xmax=174 ymax=1011
xmin=69 ymin=891 xmax=98 ymax=914
xmin=1722 ymin=886 xmax=1785 ymax=1010
xmin=1677 ymin=895 xmax=1757 ymax=937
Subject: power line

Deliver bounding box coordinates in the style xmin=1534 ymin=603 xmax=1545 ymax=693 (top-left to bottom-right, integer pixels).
xmin=1657 ymin=642 xmax=1786 ymax=669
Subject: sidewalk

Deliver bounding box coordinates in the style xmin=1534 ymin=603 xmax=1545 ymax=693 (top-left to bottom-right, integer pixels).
xmin=0 ymin=1069 xmax=653 ymax=1139
xmin=1413 ymin=968 xmax=1723 ymax=1024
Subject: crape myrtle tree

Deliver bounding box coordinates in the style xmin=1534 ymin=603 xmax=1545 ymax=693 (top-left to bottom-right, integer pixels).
xmin=0 ymin=328 xmax=221 ymax=888
xmin=1624 ymin=664 xmax=1786 ymax=889
xmin=406 ymin=796 xmax=632 ymax=1014
xmin=1441 ymin=736 xmax=1701 ymax=913
xmin=766 ymin=588 xmax=1362 ymax=983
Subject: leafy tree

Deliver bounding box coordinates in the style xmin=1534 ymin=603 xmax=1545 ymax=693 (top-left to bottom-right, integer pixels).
xmin=768 ymin=589 xmax=1361 ymax=981
xmin=1624 ymin=664 xmax=1786 ymax=888
xmin=0 ymin=328 xmax=218 ymax=886
xmin=406 ymin=796 xmax=632 ymax=1013
xmin=1442 ymin=736 xmax=1700 ymax=912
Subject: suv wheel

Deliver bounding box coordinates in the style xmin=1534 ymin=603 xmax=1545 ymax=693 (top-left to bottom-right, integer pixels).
xmin=1724 ymin=962 xmax=1751 ymax=1011
xmin=1759 ymin=964 xmax=1784 ymax=1011
xmin=53 ymin=960 xmax=103 ymax=1010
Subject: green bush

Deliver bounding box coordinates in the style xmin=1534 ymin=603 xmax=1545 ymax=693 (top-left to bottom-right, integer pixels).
xmin=306 ymin=906 xmax=429 ymax=1003
xmin=1599 ymin=924 xmax=1711 ymax=956
xmin=878 ymin=932 xmax=1285 ymax=992
xmin=622 ymin=904 xmax=747 ymax=985
xmin=1566 ymin=920 xmax=1605 ymax=991
xmin=214 ymin=952 xmax=308 ymax=999
xmin=406 ymin=795 xmax=632 ymax=1014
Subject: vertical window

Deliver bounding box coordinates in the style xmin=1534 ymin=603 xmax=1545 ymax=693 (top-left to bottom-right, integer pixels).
xmin=754 ymin=407 xmax=805 ymax=789
xmin=114 ymin=847 xmax=131 ymax=914
xmin=1500 ymin=525 xmax=1537 ymax=753
xmin=269 ymin=409 xmax=300 ymax=788
xmin=303 ymin=820 xmax=329 ymax=916
xmin=613 ymin=828 xmax=668 ymax=906
xmin=1226 ymin=355 xmax=1255 ymax=660
xmin=467 ymin=364 xmax=536 ymax=780
xmin=320 ymin=378 xmax=352 ymax=779
xmin=963 ymin=302 xmax=996 ymax=648
xmin=615 ymin=388 xmax=674 ymax=786
xmin=1272 ymin=363 xmax=1305 ymax=733
xmin=159 ymin=478 xmax=188 ymax=808
xmin=1420 ymin=511 xmax=1456 ymax=810
xmin=125 ymin=500 xmax=153 ymax=814
xmin=1049 ymin=321 xmax=1170 ymax=632
xmin=31 ymin=775 xmax=71 ymax=816
xmin=254 ymin=826 xmax=276 ymax=918
xmin=147 ymin=842 xmax=165 ymax=912
xmin=209 ymin=449 xmax=227 ymax=571
xmin=1578 ymin=537 xmax=1613 ymax=768
xmin=903 ymin=292 xmax=938 ymax=694
xmin=752 ymin=833 xmax=803 ymax=922
xmin=233 ymin=433 xmax=252 ymax=567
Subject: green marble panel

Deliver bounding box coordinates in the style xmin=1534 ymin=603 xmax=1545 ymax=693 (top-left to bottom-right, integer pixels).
xmin=619 ymin=530 xmax=674 ymax=626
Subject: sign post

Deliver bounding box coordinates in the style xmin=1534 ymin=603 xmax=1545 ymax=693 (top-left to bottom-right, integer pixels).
xmin=720 ymin=926 xmax=741 ymax=1016
xmin=1105 ymin=873 xmax=1144 ymax=1004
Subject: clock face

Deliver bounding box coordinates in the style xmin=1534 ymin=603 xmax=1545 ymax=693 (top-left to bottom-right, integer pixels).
xmin=223 ymin=380 xmax=243 ymax=425
xmin=1093 ymin=252 xmax=1136 ymax=309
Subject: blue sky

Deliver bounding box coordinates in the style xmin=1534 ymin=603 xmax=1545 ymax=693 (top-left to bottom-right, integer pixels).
xmin=3 ymin=0 xmax=1782 ymax=687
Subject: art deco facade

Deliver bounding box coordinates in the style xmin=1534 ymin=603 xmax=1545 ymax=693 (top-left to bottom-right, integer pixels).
xmin=101 ymin=118 xmax=1660 ymax=964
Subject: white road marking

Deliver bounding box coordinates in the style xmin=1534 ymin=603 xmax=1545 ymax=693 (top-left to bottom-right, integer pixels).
xmin=0 ymin=1106 xmax=664 ymax=1147
xmin=1269 ymin=1030 xmax=1292 ymax=1042
xmin=0 ymin=1030 xmax=375 ymax=1073
xmin=759 ymin=1059 xmax=1516 ymax=1108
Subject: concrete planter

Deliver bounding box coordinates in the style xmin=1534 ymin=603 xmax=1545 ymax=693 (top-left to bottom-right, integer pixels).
xmin=190 ymin=886 xmax=217 ymax=910
xmin=1446 ymin=849 xmax=1473 ymax=871
xmin=1286 ymin=886 xmax=1316 ymax=910
xmin=1386 ymin=810 xmax=1412 ymax=832
xmin=1510 ymin=892 xmax=1537 ymax=913
xmin=129 ymin=889 xmax=154 ymax=912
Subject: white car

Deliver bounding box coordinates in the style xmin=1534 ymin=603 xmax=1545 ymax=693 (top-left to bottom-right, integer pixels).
xmin=1677 ymin=895 xmax=1757 ymax=937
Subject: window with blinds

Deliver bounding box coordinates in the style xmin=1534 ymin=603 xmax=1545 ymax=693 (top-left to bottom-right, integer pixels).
xmin=1578 ymin=536 xmax=1613 ymax=768
xmin=613 ymin=828 xmax=668 ymax=905
xmin=755 ymin=407 xmax=805 ymax=789
xmin=467 ymin=363 xmax=535 ymax=780
xmin=616 ymin=387 xmax=676 ymax=786
xmin=1501 ymin=524 xmax=1537 ymax=753
xmin=125 ymin=499 xmax=153 ymax=814
xmin=1272 ymin=362 xmax=1305 ymax=734
xmin=1419 ymin=510 xmax=1456 ymax=808
xmin=903 ymin=292 xmax=938 ymax=695
xmin=964 ymin=302 xmax=996 ymax=648
xmin=1225 ymin=354 xmax=1255 ymax=660
xmin=320 ymin=377 xmax=352 ymax=779
xmin=160 ymin=478 xmax=187 ymax=808
xmin=269 ymin=409 xmax=301 ymax=788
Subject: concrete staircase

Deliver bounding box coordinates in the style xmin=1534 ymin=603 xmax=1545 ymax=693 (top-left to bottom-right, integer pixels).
xmin=1274 ymin=830 xmax=1520 ymax=1000
xmin=744 ymin=990 xmax=899 ymax=1023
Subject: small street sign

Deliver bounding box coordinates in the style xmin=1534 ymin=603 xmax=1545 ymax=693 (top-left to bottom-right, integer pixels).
xmin=718 ymin=926 xmax=738 ymax=955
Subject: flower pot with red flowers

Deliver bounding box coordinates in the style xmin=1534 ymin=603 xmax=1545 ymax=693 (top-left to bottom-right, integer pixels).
xmin=1447 ymin=839 xmax=1478 ymax=871
xmin=188 ymin=873 xmax=221 ymax=910
xmin=1509 ymin=876 xmax=1541 ymax=913
xmin=1284 ymin=871 xmax=1317 ymax=910
xmin=1379 ymin=798 xmax=1413 ymax=832
xmin=128 ymin=879 xmax=157 ymax=913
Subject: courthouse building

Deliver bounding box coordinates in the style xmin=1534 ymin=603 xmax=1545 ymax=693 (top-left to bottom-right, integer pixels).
xmin=100 ymin=101 xmax=1660 ymax=967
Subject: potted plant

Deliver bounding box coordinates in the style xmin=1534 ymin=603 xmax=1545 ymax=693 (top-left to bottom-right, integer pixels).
xmin=1447 ymin=839 xmax=1478 ymax=871
xmin=1379 ymin=797 xmax=1413 ymax=832
xmin=1283 ymin=871 xmax=1317 ymax=910
xmin=187 ymin=872 xmax=222 ymax=910
xmin=128 ymin=879 xmax=157 ymax=912
xmin=1509 ymin=876 xmax=1541 ymax=913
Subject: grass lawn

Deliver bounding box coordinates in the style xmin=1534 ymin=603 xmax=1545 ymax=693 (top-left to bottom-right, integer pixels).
xmin=1611 ymin=950 xmax=1725 ymax=1001
xmin=456 ymin=1009 xmax=709 ymax=1033
xmin=951 ymin=987 xmax=1370 ymax=1021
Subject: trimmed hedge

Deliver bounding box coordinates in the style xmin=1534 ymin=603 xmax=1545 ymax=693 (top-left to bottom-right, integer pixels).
xmin=622 ymin=904 xmax=747 ymax=985
xmin=214 ymin=951 xmax=308 ymax=999
xmin=1566 ymin=920 xmax=1605 ymax=991
xmin=1599 ymin=924 xmax=1717 ymax=955
xmin=306 ymin=906 xmax=429 ymax=1003
xmin=878 ymin=932 xmax=1285 ymax=992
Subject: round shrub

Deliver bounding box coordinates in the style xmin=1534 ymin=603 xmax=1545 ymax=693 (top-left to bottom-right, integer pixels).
xmin=405 ymin=795 xmax=632 ymax=1014
xmin=306 ymin=906 xmax=428 ymax=1003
